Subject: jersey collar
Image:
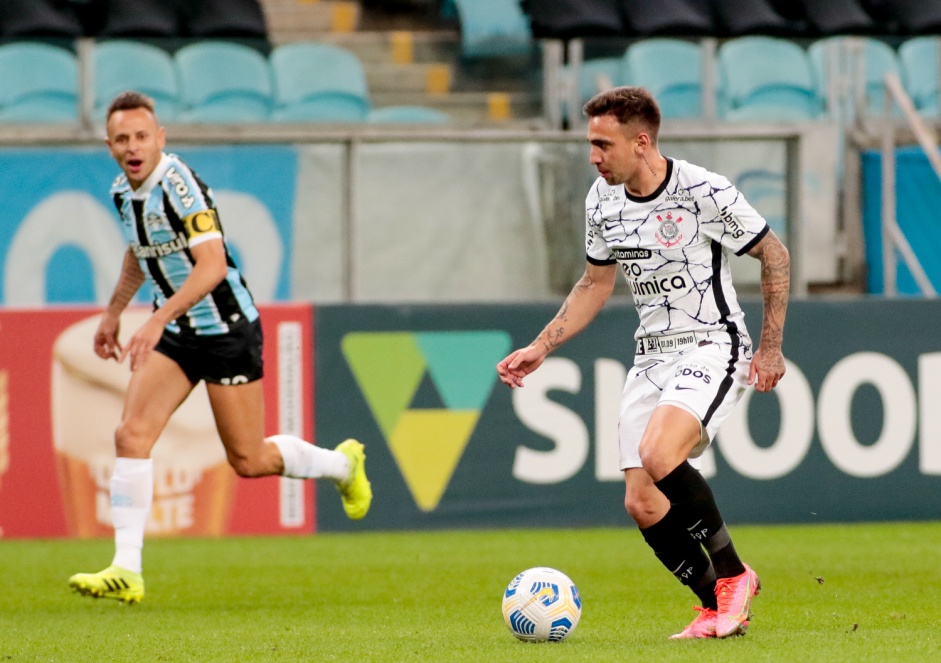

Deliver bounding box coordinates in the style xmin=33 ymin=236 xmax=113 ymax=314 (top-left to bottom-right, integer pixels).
xmin=130 ymin=152 xmax=172 ymax=200
xmin=624 ymin=157 xmax=673 ymax=203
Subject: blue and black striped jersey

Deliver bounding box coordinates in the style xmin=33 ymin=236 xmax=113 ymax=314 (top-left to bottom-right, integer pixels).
xmin=110 ymin=152 xmax=259 ymax=335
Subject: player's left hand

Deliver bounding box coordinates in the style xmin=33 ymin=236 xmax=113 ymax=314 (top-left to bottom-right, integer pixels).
xmin=748 ymin=345 xmax=785 ymax=392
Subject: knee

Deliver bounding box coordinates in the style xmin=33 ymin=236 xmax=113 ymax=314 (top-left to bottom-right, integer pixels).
xmin=624 ymin=481 xmax=666 ymax=525
xmin=227 ymin=452 xmax=266 ymax=478
xmin=114 ymin=420 xmax=150 ymax=457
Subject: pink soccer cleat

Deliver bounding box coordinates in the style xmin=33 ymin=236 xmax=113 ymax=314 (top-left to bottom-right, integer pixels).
xmin=715 ymin=563 xmax=761 ymax=638
xmin=670 ymin=605 xmax=718 ymax=639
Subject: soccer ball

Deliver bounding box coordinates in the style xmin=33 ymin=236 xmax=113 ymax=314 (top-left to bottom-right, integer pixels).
xmin=501 ymin=567 xmax=582 ymax=642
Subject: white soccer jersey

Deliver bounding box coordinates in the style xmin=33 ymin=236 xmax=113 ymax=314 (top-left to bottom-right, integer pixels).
xmin=585 ymin=157 xmax=769 ymax=344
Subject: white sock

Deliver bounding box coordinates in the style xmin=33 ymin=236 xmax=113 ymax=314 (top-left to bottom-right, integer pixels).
xmin=110 ymin=457 xmax=153 ymax=574
xmin=270 ymin=434 xmax=349 ymax=482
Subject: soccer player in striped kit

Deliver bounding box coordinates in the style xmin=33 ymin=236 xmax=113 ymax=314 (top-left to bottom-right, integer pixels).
xmin=497 ymin=87 xmax=789 ymax=639
xmin=69 ymin=92 xmax=372 ymax=604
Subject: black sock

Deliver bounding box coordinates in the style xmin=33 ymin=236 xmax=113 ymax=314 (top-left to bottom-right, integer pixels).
xmin=654 ymin=461 xmax=746 ymax=579
xmin=640 ymin=508 xmax=718 ymax=609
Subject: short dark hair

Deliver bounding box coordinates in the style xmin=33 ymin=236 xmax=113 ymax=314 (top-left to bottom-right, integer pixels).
xmin=583 ymin=86 xmax=661 ymax=143
xmin=106 ymin=91 xmax=157 ymax=121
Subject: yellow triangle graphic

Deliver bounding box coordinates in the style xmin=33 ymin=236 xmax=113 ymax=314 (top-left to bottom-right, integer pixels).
xmin=388 ymin=409 xmax=479 ymax=512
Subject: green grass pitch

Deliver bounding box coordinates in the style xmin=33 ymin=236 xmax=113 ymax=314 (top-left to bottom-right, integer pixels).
xmin=2 ymin=522 xmax=940 ymax=662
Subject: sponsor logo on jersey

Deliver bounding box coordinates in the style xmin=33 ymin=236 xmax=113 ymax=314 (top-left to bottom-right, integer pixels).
xmin=655 ymin=212 xmax=683 ymax=248
xmin=612 ymin=248 xmax=651 ymax=260
xmin=166 ymin=167 xmax=196 ymax=209
xmin=718 ymin=207 xmax=746 ymax=239
xmin=665 ymin=192 xmax=694 ymax=202
xmin=599 ymin=190 xmax=622 ymax=203
xmin=630 ymin=273 xmax=688 ymax=298
xmin=131 ymin=231 xmax=188 ymax=259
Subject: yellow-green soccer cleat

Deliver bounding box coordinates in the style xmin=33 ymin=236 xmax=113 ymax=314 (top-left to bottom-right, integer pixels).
xmin=68 ymin=565 xmax=144 ymax=604
xmin=335 ymin=439 xmax=372 ymax=520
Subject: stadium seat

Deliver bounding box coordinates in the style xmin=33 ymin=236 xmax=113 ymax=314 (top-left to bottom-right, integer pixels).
xmin=270 ymin=42 xmax=370 ymax=122
xmin=878 ymin=0 xmax=941 ymax=35
xmin=452 ymin=0 xmax=532 ymax=58
xmin=0 ymin=42 xmax=78 ymax=122
xmin=0 ymin=0 xmax=84 ymax=38
xmin=796 ymin=0 xmax=876 ymax=35
xmin=367 ymin=106 xmax=450 ymax=124
xmin=811 ymin=38 xmax=902 ymax=118
xmin=527 ymin=0 xmax=626 ymax=40
xmin=185 ymin=0 xmax=268 ymax=39
xmin=618 ymin=0 xmax=715 ymax=36
xmin=175 ymin=42 xmax=272 ymax=122
xmin=98 ymin=0 xmax=183 ymax=38
xmin=719 ymin=37 xmax=824 ymax=121
xmin=711 ymin=0 xmax=803 ymax=37
xmin=899 ymin=37 xmax=941 ymax=116
xmin=93 ymin=41 xmax=181 ymax=122
xmin=625 ymin=39 xmax=707 ymax=118
xmin=568 ymin=56 xmax=626 ymax=107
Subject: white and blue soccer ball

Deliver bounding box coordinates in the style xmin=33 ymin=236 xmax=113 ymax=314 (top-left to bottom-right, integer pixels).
xmin=501 ymin=567 xmax=582 ymax=642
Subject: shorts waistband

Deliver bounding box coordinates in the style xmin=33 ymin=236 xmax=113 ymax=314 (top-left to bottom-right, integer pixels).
xmin=636 ymin=331 xmax=718 ymax=355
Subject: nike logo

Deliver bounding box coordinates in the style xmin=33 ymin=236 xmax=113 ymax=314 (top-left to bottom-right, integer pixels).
xmin=675 ymin=385 xmax=697 ymax=391
xmin=687 ymin=519 xmax=703 ymax=532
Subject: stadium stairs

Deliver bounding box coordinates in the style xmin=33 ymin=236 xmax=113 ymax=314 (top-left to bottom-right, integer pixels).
xmin=259 ymin=0 xmax=544 ymax=126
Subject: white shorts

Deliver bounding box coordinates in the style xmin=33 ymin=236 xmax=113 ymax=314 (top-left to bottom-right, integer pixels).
xmin=618 ymin=339 xmax=751 ymax=471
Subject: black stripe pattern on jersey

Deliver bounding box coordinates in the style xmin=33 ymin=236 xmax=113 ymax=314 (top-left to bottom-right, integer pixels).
xmin=132 ymin=198 xmax=178 ymax=322
xmin=703 ymin=241 xmax=739 ymax=427
xmin=161 ymin=192 xmax=197 ymax=333
xmin=182 ymin=175 xmax=253 ymax=327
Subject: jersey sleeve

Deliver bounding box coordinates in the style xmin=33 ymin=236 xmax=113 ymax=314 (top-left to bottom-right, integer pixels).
xmin=585 ymin=184 xmax=616 ymax=265
xmin=699 ymin=172 xmax=770 ymax=256
xmin=163 ymin=158 xmax=223 ymax=248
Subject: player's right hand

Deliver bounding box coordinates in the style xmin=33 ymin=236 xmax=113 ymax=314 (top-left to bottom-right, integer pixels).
xmin=93 ymin=315 xmax=123 ymax=361
xmin=497 ymin=345 xmax=547 ymax=388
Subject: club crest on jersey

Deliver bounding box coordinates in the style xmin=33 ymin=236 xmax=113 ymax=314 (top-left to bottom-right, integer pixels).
xmin=655 ymin=212 xmax=683 ymax=248
xmin=144 ymin=212 xmax=163 ymax=228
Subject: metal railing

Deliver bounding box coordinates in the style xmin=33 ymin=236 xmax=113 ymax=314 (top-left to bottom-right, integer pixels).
xmin=881 ymin=73 xmax=938 ymax=297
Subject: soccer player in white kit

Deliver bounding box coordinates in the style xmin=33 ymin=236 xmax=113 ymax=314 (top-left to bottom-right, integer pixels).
xmin=497 ymin=87 xmax=790 ymax=639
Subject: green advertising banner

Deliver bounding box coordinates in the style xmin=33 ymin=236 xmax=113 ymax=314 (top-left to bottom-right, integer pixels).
xmin=314 ymin=299 xmax=941 ymax=532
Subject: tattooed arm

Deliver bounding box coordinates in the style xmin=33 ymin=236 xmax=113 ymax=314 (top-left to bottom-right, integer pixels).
xmin=94 ymin=249 xmax=146 ymax=362
xmin=497 ymin=261 xmax=617 ymax=388
xmin=746 ymin=229 xmax=790 ymax=392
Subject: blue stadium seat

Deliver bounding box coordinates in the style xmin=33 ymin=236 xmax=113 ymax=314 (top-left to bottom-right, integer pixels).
xmin=270 ymin=42 xmax=370 ymax=122
xmin=899 ymin=37 xmax=940 ymax=116
xmin=810 ymin=38 xmax=901 ymax=118
xmin=94 ymin=41 xmax=181 ymax=122
xmin=625 ymin=39 xmax=706 ymax=119
xmin=569 ymin=57 xmax=626 ymax=107
xmin=175 ymin=42 xmax=272 ymax=122
xmin=719 ymin=37 xmax=824 ymax=121
xmin=0 ymin=42 xmax=78 ymax=122
xmin=452 ymin=0 xmax=532 ymax=58
xmin=367 ymin=106 xmax=450 ymax=124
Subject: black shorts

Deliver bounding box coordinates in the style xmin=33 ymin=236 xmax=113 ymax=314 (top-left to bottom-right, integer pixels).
xmin=155 ymin=317 xmax=264 ymax=385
